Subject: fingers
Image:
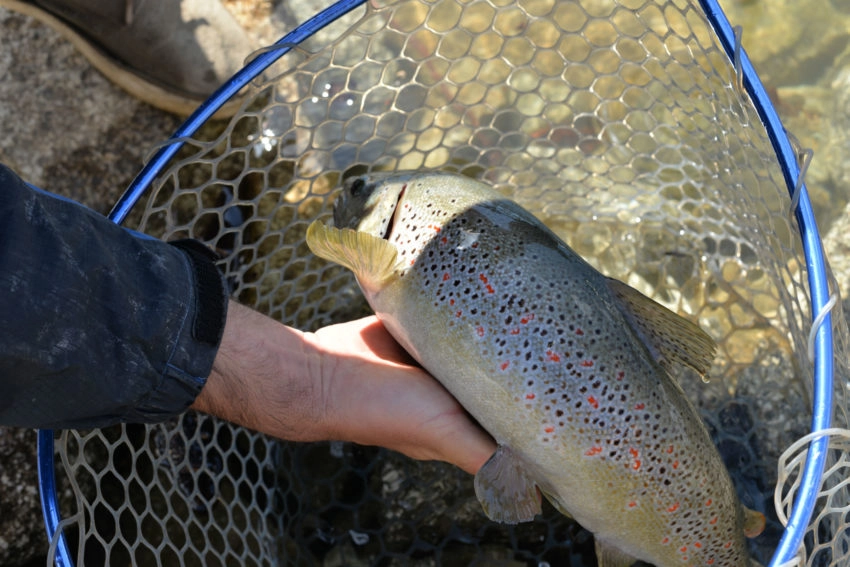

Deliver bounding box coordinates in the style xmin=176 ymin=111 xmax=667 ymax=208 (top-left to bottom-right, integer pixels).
xmin=311 ymin=315 xmax=496 ymax=474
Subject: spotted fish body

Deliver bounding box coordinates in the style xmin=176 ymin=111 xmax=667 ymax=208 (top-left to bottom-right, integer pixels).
xmin=307 ymin=171 xmax=761 ymax=567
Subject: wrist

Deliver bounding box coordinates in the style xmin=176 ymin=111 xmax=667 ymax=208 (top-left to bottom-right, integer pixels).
xmin=192 ymin=302 xmax=333 ymax=442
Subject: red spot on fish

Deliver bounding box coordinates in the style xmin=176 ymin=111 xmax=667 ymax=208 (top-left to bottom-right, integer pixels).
xmin=575 ymin=328 xmax=584 ymax=335
xmin=546 ymin=350 xmax=560 ymax=362
xmin=585 ymin=446 xmax=602 ymax=456
xmin=456 ymin=310 xmax=462 ymax=318
xmin=450 ymin=299 xmax=455 ymax=306
xmin=724 ymin=541 xmax=732 ymax=549
xmin=510 ymin=328 xmax=521 ymax=335
xmin=667 ymin=445 xmax=674 ymax=453
xmin=661 ymin=537 xmax=670 ymax=545
xmin=629 ymin=448 xmax=641 ymax=470
xmin=440 ymin=236 xmax=448 ymax=245
xmin=544 ymin=426 xmax=555 ymax=434
xmin=707 ymin=559 xmax=715 ymax=565
xmin=525 ymin=393 xmax=535 ymax=400
xmin=628 ymin=501 xmax=637 ymax=508
xmin=694 ymin=542 xmax=702 ymax=549
xmin=587 ymin=396 xmax=599 ymax=409
xmin=443 ymin=272 xmax=451 ymax=281
xmin=486 ymin=284 xmax=495 ymax=294
xmin=430 ymin=225 xmax=441 ymax=232
xmin=667 ymin=502 xmax=680 ymax=513
xmin=409 ymin=259 xmax=415 ymax=265
xmin=479 ymin=274 xmax=488 ymax=283
xmin=472 ymin=242 xmax=479 ymax=248
xmin=581 ymin=360 xmax=594 ymax=367
xmin=477 ymin=326 xmax=485 ymax=337
xmin=520 ymin=313 xmax=535 ymax=324
xmin=680 ymin=546 xmax=688 ymax=553
xmin=501 ymin=361 xmax=510 ymax=371
xmin=672 ymin=460 xmax=679 ymax=469
xmin=617 ymin=371 xmax=625 ymax=380
xmin=705 ymin=499 xmax=713 ymax=507
xmin=634 ymin=402 xmax=645 ymax=410
xmin=709 ymin=516 xmax=718 ymax=525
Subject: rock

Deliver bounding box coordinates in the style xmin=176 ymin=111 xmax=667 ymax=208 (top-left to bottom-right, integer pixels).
xmin=0 ymin=428 xmax=44 ymax=566
xmin=823 ymin=199 xmax=850 ymax=301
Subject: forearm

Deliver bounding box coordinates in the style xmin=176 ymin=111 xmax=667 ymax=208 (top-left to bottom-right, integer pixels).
xmin=191 ymin=301 xmax=330 ymax=443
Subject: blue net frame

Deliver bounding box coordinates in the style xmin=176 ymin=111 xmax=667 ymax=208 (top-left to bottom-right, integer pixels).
xmin=36 ymin=1 xmax=835 ymax=566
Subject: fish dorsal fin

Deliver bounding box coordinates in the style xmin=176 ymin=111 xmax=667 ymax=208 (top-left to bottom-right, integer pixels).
xmin=474 ymin=445 xmax=542 ymax=524
xmin=605 ymin=277 xmax=717 ymax=379
xmin=305 ymin=221 xmax=400 ymax=291
xmin=594 ymin=539 xmax=638 ymax=567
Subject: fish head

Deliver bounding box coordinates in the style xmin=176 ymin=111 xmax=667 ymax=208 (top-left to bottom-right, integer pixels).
xmin=333 ymin=172 xmax=415 ymax=237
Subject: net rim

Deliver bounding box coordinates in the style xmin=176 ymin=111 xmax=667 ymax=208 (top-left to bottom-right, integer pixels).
xmin=37 ymin=1 xmax=837 ymax=566
xmin=697 ymin=2 xmax=836 ymax=566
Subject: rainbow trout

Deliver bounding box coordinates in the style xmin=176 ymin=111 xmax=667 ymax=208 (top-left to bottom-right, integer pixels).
xmin=306 ymin=171 xmax=763 ymax=567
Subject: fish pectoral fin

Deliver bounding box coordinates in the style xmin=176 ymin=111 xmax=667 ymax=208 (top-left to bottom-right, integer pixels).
xmin=594 ymin=539 xmax=638 ymax=567
xmin=605 ymin=277 xmax=717 ymax=379
xmin=473 ymin=445 xmax=542 ymax=524
xmin=306 ymin=221 xmax=400 ymax=290
xmin=743 ymin=506 xmax=766 ymax=538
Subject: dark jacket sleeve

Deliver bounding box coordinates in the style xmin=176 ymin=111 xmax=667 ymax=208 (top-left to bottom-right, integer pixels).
xmin=0 ymin=164 xmax=228 ymax=429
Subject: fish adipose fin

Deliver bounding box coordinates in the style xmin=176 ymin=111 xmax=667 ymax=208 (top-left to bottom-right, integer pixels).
xmin=594 ymin=539 xmax=638 ymax=567
xmin=605 ymin=277 xmax=717 ymax=379
xmin=306 ymin=221 xmax=400 ymax=291
xmin=474 ymin=445 xmax=542 ymax=524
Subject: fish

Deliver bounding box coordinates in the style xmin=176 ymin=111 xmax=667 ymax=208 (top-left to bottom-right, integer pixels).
xmin=305 ymin=171 xmax=765 ymax=567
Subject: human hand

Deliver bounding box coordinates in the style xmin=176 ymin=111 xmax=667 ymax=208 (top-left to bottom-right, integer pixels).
xmin=309 ymin=316 xmax=497 ymax=475
xmin=192 ymin=302 xmax=495 ymax=475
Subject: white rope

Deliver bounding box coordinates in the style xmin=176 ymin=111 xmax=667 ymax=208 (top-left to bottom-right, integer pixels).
xmin=46 ymin=511 xmax=83 ymax=567
xmin=774 ymin=428 xmax=850 ymax=526
xmin=789 ymin=147 xmax=814 ymax=219
xmin=808 ymin=291 xmax=839 ymax=363
xmin=733 ymin=25 xmax=744 ymax=94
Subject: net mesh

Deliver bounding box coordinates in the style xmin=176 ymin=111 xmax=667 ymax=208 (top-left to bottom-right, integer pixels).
xmin=51 ymin=0 xmax=850 ymax=565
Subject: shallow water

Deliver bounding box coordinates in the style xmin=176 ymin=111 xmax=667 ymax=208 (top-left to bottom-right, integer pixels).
xmin=719 ymin=0 xmax=850 ymax=235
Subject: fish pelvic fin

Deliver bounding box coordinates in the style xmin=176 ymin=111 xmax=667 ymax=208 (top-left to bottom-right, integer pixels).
xmin=474 ymin=445 xmax=542 ymax=524
xmin=743 ymin=506 xmax=766 ymax=538
xmin=605 ymin=277 xmax=717 ymax=380
xmin=306 ymin=221 xmax=400 ymax=291
xmin=594 ymin=539 xmax=638 ymax=567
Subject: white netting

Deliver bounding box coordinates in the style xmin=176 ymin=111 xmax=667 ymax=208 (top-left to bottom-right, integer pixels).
xmin=51 ymin=0 xmax=850 ymax=564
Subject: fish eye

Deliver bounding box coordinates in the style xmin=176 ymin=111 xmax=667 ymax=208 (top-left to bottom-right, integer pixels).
xmin=349 ymin=178 xmax=367 ymax=198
